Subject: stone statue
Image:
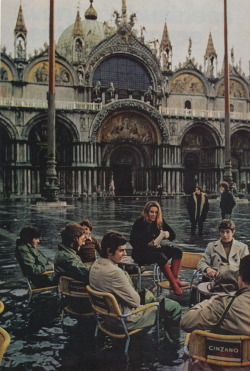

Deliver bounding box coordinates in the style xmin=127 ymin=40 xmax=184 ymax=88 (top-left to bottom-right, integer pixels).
xmin=188 ymin=37 xmax=192 ymax=57
xmin=106 ymin=82 xmax=115 ymax=101
xmin=17 ymin=40 xmax=23 ymax=58
xmin=144 ymin=85 xmax=153 ymax=103
xmin=231 ymin=46 xmax=234 ymax=65
xmin=93 ymin=80 xmax=101 ymax=102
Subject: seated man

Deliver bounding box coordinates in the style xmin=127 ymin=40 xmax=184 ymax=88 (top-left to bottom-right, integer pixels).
xmin=54 ymin=223 xmax=90 ymax=284
xmin=198 ymin=219 xmax=249 ymax=279
xmin=15 ymin=226 xmax=55 ymax=288
xmin=90 ymin=231 xmax=182 ymax=346
xmin=77 ymin=219 xmax=101 ymax=265
xmin=181 ymin=254 xmax=250 ymax=370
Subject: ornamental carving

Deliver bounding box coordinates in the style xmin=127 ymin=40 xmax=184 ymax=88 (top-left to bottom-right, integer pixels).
xmin=217 ymin=80 xmax=246 ymax=98
xmin=100 ymin=113 xmax=153 ymax=143
xmin=170 ymin=74 xmax=205 ymax=94
xmin=90 ymin=100 xmax=168 ymax=143
xmin=27 ymin=61 xmax=73 ymax=84
xmin=0 ymin=61 xmax=13 ymax=81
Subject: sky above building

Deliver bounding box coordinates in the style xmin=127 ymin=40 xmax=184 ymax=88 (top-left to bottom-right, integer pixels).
xmin=1 ymin=0 xmax=250 ymax=75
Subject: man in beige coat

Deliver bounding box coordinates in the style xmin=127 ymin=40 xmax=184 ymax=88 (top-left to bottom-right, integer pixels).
xmin=90 ymin=231 xmax=181 ymax=344
xmin=197 ymin=219 xmax=249 ymax=278
xmin=181 ymin=254 xmax=250 ymax=370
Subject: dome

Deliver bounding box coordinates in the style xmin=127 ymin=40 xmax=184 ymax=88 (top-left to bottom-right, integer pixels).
xmin=56 ymin=18 xmax=115 ymax=60
xmin=85 ymin=0 xmax=98 ymax=20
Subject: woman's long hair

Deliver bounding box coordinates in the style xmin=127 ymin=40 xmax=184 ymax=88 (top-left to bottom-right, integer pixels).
xmin=141 ymin=201 xmax=163 ymax=229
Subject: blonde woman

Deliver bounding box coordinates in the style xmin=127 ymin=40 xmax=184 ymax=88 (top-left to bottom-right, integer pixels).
xmin=130 ymin=201 xmax=186 ymax=295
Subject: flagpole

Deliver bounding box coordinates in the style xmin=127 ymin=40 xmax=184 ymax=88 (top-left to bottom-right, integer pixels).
xmin=223 ymin=0 xmax=232 ymax=184
xmin=44 ymin=0 xmax=59 ymax=201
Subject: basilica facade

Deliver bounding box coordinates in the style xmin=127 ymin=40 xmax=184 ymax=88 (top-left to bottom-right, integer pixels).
xmin=0 ymin=1 xmax=250 ymax=198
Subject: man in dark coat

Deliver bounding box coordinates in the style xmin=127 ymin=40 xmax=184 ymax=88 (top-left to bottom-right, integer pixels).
xmin=15 ymin=226 xmax=55 ymax=288
xmin=187 ymin=186 xmax=209 ymax=236
xmin=54 ymin=223 xmax=90 ymax=283
xmin=219 ymin=181 xmax=236 ymax=219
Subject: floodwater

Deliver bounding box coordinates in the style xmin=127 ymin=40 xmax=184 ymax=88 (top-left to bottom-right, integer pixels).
xmin=0 ymin=196 xmax=249 ymax=370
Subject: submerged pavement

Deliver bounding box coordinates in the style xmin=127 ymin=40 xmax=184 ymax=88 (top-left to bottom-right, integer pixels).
xmin=0 ymin=197 xmax=249 ymax=370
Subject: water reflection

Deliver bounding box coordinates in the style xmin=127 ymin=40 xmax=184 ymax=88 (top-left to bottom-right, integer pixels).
xmin=0 ymin=197 xmax=249 ymax=369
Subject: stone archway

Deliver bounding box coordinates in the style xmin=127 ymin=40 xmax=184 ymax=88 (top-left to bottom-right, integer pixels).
xmin=103 ymin=142 xmax=149 ymax=195
xmin=109 ymin=146 xmax=144 ymax=196
xmin=181 ymin=124 xmax=219 ymax=194
xmin=111 ymin=148 xmax=134 ymax=196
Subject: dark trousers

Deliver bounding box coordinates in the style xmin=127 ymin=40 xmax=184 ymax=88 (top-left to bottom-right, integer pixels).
xmin=191 ymin=218 xmax=203 ymax=235
xmin=133 ymin=244 xmax=182 ymax=267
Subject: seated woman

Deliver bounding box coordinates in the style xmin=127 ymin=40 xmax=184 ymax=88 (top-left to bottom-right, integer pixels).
xmin=198 ymin=219 xmax=249 ymax=280
xmin=77 ymin=219 xmax=101 ymax=265
xmin=15 ymin=226 xmax=55 ymax=288
xmin=130 ymin=201 xmax=187 ymax=295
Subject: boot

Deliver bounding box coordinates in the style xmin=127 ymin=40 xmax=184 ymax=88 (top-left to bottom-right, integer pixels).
xmin=160 ymin=263 xmax=183 ymax=295
xmin=171 ymin=259 xmax=189 ymax=288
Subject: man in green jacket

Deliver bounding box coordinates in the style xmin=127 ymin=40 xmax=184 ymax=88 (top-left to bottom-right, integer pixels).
xmin=15 ymin=226 xmax=55 ymax=288
xmin=54 ymin=223 xmax=90 ymax=284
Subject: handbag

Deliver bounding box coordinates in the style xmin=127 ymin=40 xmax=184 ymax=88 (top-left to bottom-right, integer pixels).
xmin=208 ymin=269 xmax=238 ymax=294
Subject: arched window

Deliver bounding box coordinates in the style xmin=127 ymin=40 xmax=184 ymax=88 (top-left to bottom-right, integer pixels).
xmin=185 ymin=100 xmax=192 ymax=109
xmin=230 ymin=104 xmax=234 ymax=112
xmin=93 ymin=56 xmax=151 ymax=98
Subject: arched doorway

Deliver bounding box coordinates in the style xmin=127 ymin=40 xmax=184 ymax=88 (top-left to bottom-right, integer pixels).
xmin=110 ymin=146 xmax=143 ymax=196
xmin=98 ymin=109 xmax=161 ymax=195
xmin=181 ymin=125 xmax=219 ymax=194
xmin=183 ymin=152 xmax=199 ymax=194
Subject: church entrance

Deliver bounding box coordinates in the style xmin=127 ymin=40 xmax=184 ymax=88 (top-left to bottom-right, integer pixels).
xmin=108 ymin=144 xmax=145 ymax=196
xmin=112 ymin=164 xmax=133 ymax=196
xmin=183 ymin=152 xmax=199 ymax=194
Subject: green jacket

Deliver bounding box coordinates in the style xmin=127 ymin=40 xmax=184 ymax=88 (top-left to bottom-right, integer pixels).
xmin=54 ymin=243 xmax=90 ymax=284
xmin=15 ymin=241 xmax=53 ymax=277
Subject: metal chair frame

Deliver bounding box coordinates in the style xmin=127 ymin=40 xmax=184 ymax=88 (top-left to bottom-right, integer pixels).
xmin=86 ymin=285 xmax=159 ymax=355
xmin=59 ymin=276 xmax=94 ymax=324
xmin=0 ymin=301 xmax=11 ymax=363
xmin=156 ymin=252 xmax=203 ymax=303
xmin=0 ymin=327 xmax=11 ymax=363
xmin=121 ymin=257 xmax=158 ymax=291
xmin=24 ymin=271 xmax=58 ymax=303
xmin=0 ymin=301 xmax=4 ymax=314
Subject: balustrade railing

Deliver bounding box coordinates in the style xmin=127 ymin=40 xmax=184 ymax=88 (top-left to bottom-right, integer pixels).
xmin=160 ymin=107 xmax=250 ymax=120
xmin=0 ymin=97 xmax=102 ymax=111
xmin=0 ymin=96 xmax=250 ymax=120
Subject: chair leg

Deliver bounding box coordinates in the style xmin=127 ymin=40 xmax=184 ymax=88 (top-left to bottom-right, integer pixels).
xmin=124 ymin=335 xmax=130 ymax=355
xmin=28 ymin=290 xmax=32 ymax=304
xmin=137 ymin=266 xmax=142 ymax=291
xmin=94 ymin=325 xmax=99 ymax=338
xmin=61 ymin=309 xmax=65 ymax=325
xmin=156 ymin=306 xmax=160 ymax=344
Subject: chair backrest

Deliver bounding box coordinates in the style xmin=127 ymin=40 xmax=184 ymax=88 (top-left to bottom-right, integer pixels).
xmin=181 ymin=252 xmax=203 ymax=269
xmin=188 ymin=329 xmax=250 ymax=366
xmin=0 ymin=327 xmax=11 ymax=362
xmin=86 ymin=285 xmax=122 ymax=318
xmin=59 ymin=276 xmax=89 ymax=298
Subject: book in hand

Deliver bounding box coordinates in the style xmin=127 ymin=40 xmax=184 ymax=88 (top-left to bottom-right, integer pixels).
xmin=154 ymin=230 xmax=165 ymax=246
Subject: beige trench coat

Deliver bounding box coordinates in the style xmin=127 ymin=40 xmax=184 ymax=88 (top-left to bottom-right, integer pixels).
xmin=197 ymin=238 xmax=249 ymax=273
xmin=181 ymin=287 xmax=250 ymax=371
xmin=89 ymin=257 xmax=157 ymax=330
